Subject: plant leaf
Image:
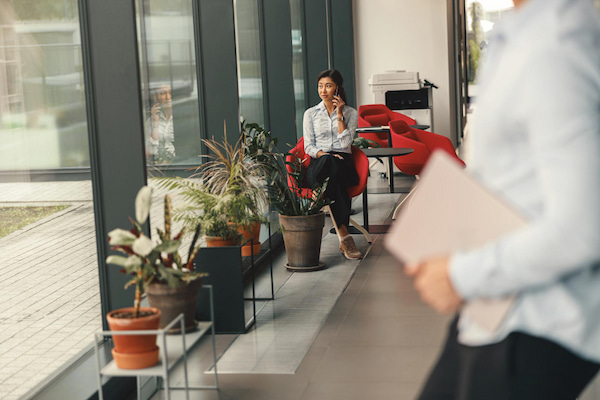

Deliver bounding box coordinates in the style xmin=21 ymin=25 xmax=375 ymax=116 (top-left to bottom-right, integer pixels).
xmin=132 ymin=234 xmax=154 ymax=257
xmin=106 ymin=255 xmax=129 ymax=267
xmin=135 ymin=186 xmax=153 ymax=224
xmin=154 ymin=240 xmax=181 ymax=254
xmin=107 ymin=229 xmax=136 ymax=245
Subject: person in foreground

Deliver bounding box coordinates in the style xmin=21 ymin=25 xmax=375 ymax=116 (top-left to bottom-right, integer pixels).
xmin=408 ymin=0 xmax=600 ymax=398
xmin=303 ymin=69 xmax=362 ymax=260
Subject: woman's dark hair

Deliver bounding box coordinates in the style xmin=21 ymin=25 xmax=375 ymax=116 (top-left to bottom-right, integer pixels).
xmin=317 ymin=69 xmax=348 ymax=104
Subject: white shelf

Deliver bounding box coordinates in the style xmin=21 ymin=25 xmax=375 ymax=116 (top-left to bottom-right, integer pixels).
xmin=94 ymin=285 xmax=218 ymax=400
xmin=100 ymin=322 xmax=212 ymax=377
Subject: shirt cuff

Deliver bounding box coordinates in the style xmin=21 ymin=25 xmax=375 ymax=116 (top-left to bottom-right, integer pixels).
xmin=306 ymin=148 xmax=318 ymax=159
xmin=449 ymin=250 xmax=484 ymax=300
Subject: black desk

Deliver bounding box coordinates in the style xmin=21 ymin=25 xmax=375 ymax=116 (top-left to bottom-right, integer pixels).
xmin=361 ymin=147 xmax=413 ymax=233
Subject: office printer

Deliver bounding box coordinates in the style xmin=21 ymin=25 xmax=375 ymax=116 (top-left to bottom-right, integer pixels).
xmin=369 ymin=70 xmax=433 ymax=131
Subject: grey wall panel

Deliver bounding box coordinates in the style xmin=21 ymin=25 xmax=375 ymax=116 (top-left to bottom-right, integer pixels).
xmin=197 ymin=0 xmax=240 ymax=142
xmin=80 ymin=0 xmax=147 ymax=319
xmin=261 ymin=0 xmax=298 ymax=149
xmin=304 ymin=0 xmax=329 ymax=106
xmin=330 ymin=0 xmax=356 ymax=108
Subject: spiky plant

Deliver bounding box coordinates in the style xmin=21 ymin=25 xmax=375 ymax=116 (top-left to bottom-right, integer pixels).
xmin=106 ymin=186 xmax=206 ymax=317
xmin=156 ymin=128 xmax=268 ymax=240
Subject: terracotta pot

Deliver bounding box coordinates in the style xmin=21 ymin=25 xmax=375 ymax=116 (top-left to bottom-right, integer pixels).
xmin=238 ymin=221 xmax=261 ymax=257
xmin=279 ymin=213 xmax=326 ymax=271
xmin=146 ymin=278 xmax=203 ymax=334
xmin=205 ymin=236 xmax=239 ymax=247
xmin=106 ymin=307 xmax=161 ymax=369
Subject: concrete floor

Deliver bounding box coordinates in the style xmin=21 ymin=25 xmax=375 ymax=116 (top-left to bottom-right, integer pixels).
xmin=149 ymin=173 xmax=454 ymax=400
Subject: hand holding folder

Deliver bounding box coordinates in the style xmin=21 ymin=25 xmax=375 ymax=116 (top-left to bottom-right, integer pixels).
xmin=384 ymin=150 xmax=527 ymax=332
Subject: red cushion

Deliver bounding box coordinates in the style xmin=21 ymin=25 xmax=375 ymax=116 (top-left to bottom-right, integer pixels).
xmin=363 ymin=113 xmax=389 ymax=127
xmin=402 ymin=130 xmax=418 ymax=141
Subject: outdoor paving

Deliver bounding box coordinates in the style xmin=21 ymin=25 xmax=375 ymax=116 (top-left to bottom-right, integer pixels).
xmin=0 ymin=181 xmax=99 ymax=400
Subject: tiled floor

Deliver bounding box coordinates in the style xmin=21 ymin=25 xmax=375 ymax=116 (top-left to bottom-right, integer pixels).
xmin=149 ymin=173 xmax=453 ymax=400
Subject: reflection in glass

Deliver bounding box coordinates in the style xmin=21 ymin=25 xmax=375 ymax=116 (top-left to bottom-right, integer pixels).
xmin=234 ymin=0 xmax=265 ymax=126
xmin=290 ymin=0 xmax=306 ymax=137
xmin=137 ymin=0 xmax=202 ymax=167
xmin=146 ymin=84 xmax=175 ymax=164
xmin=0 ymin=2 xmax=101 ymax=399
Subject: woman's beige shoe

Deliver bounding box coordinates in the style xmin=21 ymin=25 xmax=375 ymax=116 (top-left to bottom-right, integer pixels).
xmin=339 ymin=236 xmax=362 ymax=260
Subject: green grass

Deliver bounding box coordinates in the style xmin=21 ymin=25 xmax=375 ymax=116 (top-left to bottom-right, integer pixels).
xmin=0 ymin=205 xmax=70 ymax=238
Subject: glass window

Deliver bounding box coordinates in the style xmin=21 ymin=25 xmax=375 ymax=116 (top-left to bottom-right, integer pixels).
xmin=234 ymin=0 xmax=265 ymax=126
xmin=0 ymin=2 xmax=101 ymax=399
xmin=0 ymin=1 xmax=89 ymax=171
xmin=465 ymin=0 xmax=514 ymax=109
xmin=289 ymin=0 xmax=306 ymax=137
xmin=137 ymin=0 xmax=203 ymax=168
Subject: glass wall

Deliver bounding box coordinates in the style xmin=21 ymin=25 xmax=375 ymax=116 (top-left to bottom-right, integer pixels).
xmin=465 ymin=0 xmax=514 ymax=107
xmin=0 ymin=1 xmax=100 ymax=399
xmin=137 ymin=0 xmax=203 ymax=168
xmin=290 ymin=0 xmax=306 ymax=138
xmin=234 ymin=0 xmax=265 ymax=126
xmin=0 ymin=0 xmax=89 ymax=171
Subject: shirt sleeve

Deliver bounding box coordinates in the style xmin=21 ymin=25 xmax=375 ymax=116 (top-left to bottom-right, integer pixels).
xmin=145 ymin=118 xmax=158 ymax=155
xmin=303 ymin=108 xmax=319 ymax=158
xmin=337 ymin=107 xmax=357 ymax=150
xmin=449 ymin=43 xmax=600 ymax=300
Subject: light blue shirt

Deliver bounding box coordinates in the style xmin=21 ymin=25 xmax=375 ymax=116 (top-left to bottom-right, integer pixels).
xmin=449 ymin=0 xmax=600 ymax=362
xmin=303 ymin=101 xmax=358 ymax=158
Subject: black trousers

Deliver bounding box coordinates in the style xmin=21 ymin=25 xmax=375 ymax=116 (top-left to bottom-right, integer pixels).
xmin=306 ymin=152 xmax=358 ymax=228
xmin=418 ymin=317 xmax=600 ymax=400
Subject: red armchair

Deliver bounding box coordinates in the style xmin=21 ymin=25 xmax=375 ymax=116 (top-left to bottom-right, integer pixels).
xmin=287 ymin=138 xmax=372 ymax=242
xmin=389 ymin=120 xmax=465 ymax=176
xmin=358 ymin=104 xmax=417 ymax=147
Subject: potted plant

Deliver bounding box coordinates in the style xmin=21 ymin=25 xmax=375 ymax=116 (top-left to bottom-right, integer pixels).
xmin=157 ymin=129 xmax=267 ymax=254
xmin=106 ymin=186 xmax=207 ymax=369
xmin=247 ymin=125 xmax=330 ymax=271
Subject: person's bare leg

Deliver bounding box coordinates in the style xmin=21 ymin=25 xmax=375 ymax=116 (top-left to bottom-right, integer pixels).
xmin=338 ymin=224 xmax=349 ymax=237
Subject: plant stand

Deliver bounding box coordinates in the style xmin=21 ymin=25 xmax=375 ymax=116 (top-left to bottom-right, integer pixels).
xmin=195 ymin=218 xmax=276 ymax=334
xmin=243 ymin=219 xmax=276 ymax=327
xmin=94 ymin=286 xmax=219 ymax=400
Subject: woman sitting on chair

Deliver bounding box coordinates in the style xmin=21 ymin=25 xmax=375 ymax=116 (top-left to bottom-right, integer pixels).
xmin=303 ymin=69 xmax=362 ymax=260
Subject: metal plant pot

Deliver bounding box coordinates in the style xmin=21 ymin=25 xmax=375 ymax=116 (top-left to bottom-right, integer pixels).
xmin=279 ymin=212 xmax=326 ymax=271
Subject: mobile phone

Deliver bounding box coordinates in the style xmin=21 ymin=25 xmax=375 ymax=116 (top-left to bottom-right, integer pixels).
xmin=335 ymin=88 xmax=339 ymax=97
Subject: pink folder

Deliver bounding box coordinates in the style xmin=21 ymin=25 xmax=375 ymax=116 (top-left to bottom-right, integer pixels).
xmin=384 ymin=150 xmax=527 ymax=332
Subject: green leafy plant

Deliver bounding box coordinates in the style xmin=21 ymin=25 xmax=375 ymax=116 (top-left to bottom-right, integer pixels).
xmin=157 ymin=128 xmax=267 ymax=240
xmin=352 ymin=137 xmax=381 ymax=149
xmin=242 ymin=121 xmax=329 ymax=216
xmin=106 ymin=186 xmax=206 ymax=317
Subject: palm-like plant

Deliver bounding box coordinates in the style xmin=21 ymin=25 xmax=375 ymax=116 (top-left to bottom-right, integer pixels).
xmin=156 ymin=130 xmax=267 ymax=240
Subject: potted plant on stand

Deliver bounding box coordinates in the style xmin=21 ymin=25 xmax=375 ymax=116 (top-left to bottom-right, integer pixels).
xmin=105 ymin=186 xmax=206 ymax=369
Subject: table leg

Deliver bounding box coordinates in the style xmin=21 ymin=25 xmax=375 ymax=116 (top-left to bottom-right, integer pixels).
xmin=362 ymin=188 xmax=369 ymax=229
xmin=388 ymin=155 xmax=395 ymax=193
xmin=388 ymin=130 xmax=395 ymax=193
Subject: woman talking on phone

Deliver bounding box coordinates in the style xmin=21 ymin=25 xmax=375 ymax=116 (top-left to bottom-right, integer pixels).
xmin=303 ymin=69 xmax=362 ymax=260
xmin=146 ymin=84 xmax=175 ymax=164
